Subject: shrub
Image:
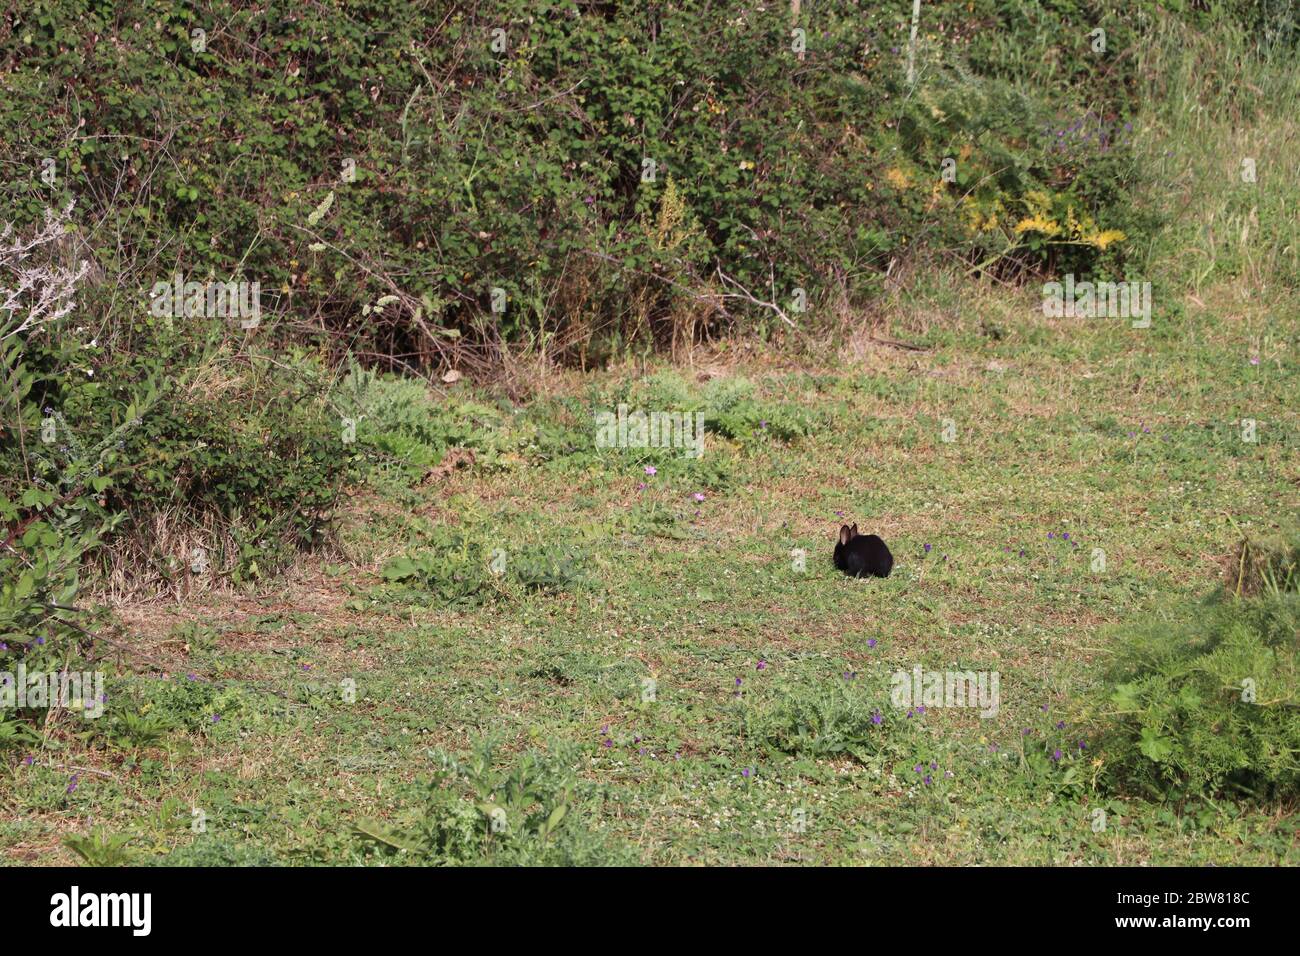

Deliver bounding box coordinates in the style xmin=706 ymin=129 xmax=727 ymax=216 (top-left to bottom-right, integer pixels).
xmin=1093 ymin=569 xmax=1300 ymax=802
xmin=1 ymin=202 xmax=117 ymax=678
xmin=1 ymin=0 xmax=1159 ymax=363
xmin=7 ymin=317 xmax=350 ymax=592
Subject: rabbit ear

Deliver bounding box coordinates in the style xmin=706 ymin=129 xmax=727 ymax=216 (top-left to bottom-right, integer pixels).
xmin=839 ymin=524 xmax=852 ymax=545
xmin=849 ymin=523 xmax=859 ymax=539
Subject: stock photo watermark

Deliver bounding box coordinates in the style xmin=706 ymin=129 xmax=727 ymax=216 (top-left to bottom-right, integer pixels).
xmin=0 ymin=665 xmax=104 ymax=719
xmin=49 ymin=886 xmax=151 ymax=936
xmin=148 ymin=273 xmax=262 ymax=328
xmin=1042 ymin=274 xmax=1151 ymax=328
xmin=891 ymin=666 xmax=1000 ymax=718
xmin=595 ymin=404 xmax=707 ymax=458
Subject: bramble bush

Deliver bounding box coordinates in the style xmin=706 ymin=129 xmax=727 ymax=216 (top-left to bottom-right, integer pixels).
xmin=2 ymin=205 xmax=350 ymax=620
xmin=2 ymin=0 xmax=1169 ymax=365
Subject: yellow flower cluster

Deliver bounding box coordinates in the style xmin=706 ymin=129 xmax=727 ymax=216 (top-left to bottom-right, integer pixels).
xmin=963 ymin=195 xmax=1006 ymax=233
xmin=885 ymin=167 xmax=912 ymax=190
xmin=1012 ymin=190 xmax=1126 ymax=249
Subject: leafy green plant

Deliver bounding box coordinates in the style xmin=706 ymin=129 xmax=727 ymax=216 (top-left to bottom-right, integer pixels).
xmin=1092 ymin=574 xmax=1300 ymax=802
xmin=356 ymin=738 xmax=630 ymax=866
xmin=99 ymin=708 xmax=178 ymax=751
xmin=379 ymin=532 xmax=494 ymax=608
xmin=64 ymin=828 xmax=136 ymax=866
xmin=0 ymin=712 xmax=43 ymax=749
xmin=510 ymin=547 xmax=587 ymax=593
xmin=381 ymin=525 xmax=587 ymax=605
xmin=746 ymin=680 xmax=898 ymax=764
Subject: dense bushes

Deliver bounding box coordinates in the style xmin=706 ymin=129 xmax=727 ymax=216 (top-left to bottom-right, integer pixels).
xmin=1 ymin=205 xmax=351 ymax=678
xmin=1 ymin=0 xmax=1169 ymax=365
xmin=5 ymin=322 xmax=351 ymax=581
xmin=1093 ymin=539 xmax=1300 ymax=802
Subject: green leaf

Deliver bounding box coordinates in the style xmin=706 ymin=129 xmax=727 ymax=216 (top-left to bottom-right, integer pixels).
xmin=1138 ymin=727 xmax=1173 ymax=763
xmin=353 ymin=820 xmax=422 ymax=853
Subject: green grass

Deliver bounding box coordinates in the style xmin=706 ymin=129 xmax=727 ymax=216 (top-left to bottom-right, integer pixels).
xmin=3 ymin=274 xmax=1295 ymax=865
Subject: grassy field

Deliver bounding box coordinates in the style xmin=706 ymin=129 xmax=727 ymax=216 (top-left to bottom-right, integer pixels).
xmin=3 ymin=274 xmax=1295 ymax=866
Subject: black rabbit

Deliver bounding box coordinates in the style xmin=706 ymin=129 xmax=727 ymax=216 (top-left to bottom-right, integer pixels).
xmin=833 ymin=524 xmax=893 ymax=578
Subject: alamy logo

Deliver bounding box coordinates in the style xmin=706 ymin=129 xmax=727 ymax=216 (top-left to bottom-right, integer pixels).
xmin=49 ymin=886 xmax=151 ymax=936
xmin=0 ymin=665 xmax=104 ymax=718
xmin=595 ymin=404 xmax=707 ymax=458
xmin=149 ymin=273 xmax=261 ymax=328
xmin=1042 ymin=273 xmax=1151 ymax=328
xmin=891 ymin=666 xmax=1000 ymax=718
